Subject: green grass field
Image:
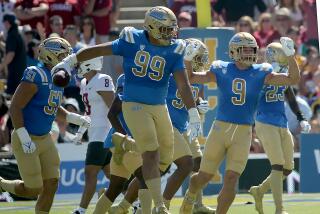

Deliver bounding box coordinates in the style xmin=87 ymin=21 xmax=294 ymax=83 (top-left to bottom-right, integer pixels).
xmin=0 ymin=193 xmax=320 ymax=214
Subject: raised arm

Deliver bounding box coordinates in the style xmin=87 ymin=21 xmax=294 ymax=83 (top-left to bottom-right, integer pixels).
xmin=264 ymin=55 xmax=300 ymax=85
xmin=264 ymin=37 xmax=300 ymax=86
xmin=76 ymin=42 xmax=113 ymax=62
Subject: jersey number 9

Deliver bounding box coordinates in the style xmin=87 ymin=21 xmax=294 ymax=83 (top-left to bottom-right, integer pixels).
xmin=231 ymin=78 xmax=246 ymax=105
xmin=132 ymin=50 xmax=166 ymax=81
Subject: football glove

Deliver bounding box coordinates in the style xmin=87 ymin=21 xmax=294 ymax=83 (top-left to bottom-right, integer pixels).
xmin=51 ymin=53 xmax=77 ymax=76
xmin=188 ymin=107 xmax=202 ymax=142
xmin=184 ymin=42 xmax=201 ymax=61
xmin=197 ymin=100 xmax=209 ymax=114
xmin=16 ymin=127 xmax=36 ymax=154
xmin=280 ymin=37 xmax=295 ymax=56
xmin=73 ymin=126 xmax=87 ymax=145
xmin=66 ymin=113 xmax=91 ymax=128
xmin=300 ymin=120 xmax=311 ymax=133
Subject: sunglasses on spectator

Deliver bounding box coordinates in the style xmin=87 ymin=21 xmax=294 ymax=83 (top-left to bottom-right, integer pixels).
xmin=53 ymin=22 xmax=63 ymax=26
xmin=179 ymin=17 xmax=190 ymax=22
xmin=239 ymin=23 xmax=249 ymax=27
xmin=276 ymin=17 xmax=289 ymax=22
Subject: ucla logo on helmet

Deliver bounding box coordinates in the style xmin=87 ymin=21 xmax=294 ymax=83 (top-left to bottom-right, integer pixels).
xmin=45 ymin=41 xmax=62 ymax=51
xmin=149 ymin=10 xmax=166 ymax=21
xmin=232 ymin=35 xmax=242 ymax=43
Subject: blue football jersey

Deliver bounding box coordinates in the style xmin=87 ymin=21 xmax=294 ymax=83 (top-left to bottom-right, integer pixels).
xmin=111 ymin=27 xmax=185 ymax=105
xmin=104 ymin=75 xmax=132 ymax=148
xmin=210 ymin=60 xmax=272 ymax=125
xmin=166 ymin=75 xmax=203 ymax=133
xmin=21 ymin=65 xmax=64 ymax=136
xmin=256 ymin=68 xmax=288 ymax=128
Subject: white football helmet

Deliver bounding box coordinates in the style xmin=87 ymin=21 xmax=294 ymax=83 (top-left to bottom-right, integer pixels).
xmin=78 ymin=57 xmax=103 ymax=78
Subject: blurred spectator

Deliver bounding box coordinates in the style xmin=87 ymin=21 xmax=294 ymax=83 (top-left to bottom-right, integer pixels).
xmin=276 ymin=0 xmax=303 ymax=25
xmin=14 ymin=0 xmax=48 ymax=29
xmin=80 ymin=16 xmax=96 ymax=46
xmin=101 ymin=29 xmax=122 ymax=85
xmin=48 ymin=15 xmax=63 ymax=37
xmin=0 ymin=0 xmax=15 ymax=33
xmin=63 ymin=25 xmax=86 ymax=53
xmin=300 ymin=0 xmax=318 ymax=45
xmin=214 ymin=0 xmax=267 ymax=24
xmin=178 ymin=11 xmax=192 ymax=28
xmin=171 ymin=0 xmax=216 ymax=27
xmin=110 ymin=0 xmax=120 ymax=29
xmin=20 ymin=25 xmax=34 ymax=49
xmin=0 ymin=14 xmax=26 ymax=95
xmin=26 ymin=39 xmax=41 ymax=67
xmin=253 ymin=12 xmax=281 ymax=48
xmin=235 ymin=16 xmax=255 ymax=33
xmin=79 ymin=0 xmax=113 ymax=44
xmin=46 ymin=0 xmax=80 ymax=33
xmin=274 ymin=7 xmax=293 ymax=36
xmin=0 ymin=93 xmax=9 ymax=147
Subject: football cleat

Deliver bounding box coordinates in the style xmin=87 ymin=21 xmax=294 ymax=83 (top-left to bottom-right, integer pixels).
xmin=275 ymin=211 xmax=288 ymax=214
xmin=249 ymin=186 xmax=264 ymax=214
xmin=193 ymin=204 xmax=216 ymax=214
xmin=152 ymin=205 xmax=171 ymax=214
xmin=180 ymin=190 xmax=196 ymax=214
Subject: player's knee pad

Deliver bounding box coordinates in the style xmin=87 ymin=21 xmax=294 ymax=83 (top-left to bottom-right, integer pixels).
xmin=283 ymin=168 xmax=292 ymax=176
xmin=271 ymin=164 xmax=284 ymax=171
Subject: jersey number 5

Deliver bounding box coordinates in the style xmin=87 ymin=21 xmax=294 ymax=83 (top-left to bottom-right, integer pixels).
xmin=231 ymin=78 xmax=246 ymax=105
xmin=44 ymin=90 xmax=63 ymax=115
xmin=132 ymin=50 xmax=166 ymax=81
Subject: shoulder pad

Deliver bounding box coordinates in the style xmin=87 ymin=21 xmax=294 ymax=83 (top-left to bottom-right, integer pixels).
xmin=211 ymin=60 xmax=224 ymax=69
xmin=174 ymin=39 xmax=186 ymax=55
xmin=260 ymin=63 xmax=273 ymax=72
xmin=26 ymin=66 xmax=49 ymax=84
xmin=119 ymin=27 xmax=137 ymax=44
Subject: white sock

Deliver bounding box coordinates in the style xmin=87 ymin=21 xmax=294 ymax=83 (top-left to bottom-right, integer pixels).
xmin=77 ymin=207 xmax=86 ymax=214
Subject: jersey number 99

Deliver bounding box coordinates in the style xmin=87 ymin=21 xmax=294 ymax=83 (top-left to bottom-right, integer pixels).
xmin=231 ymin=78 xmax=246 ymax=105
xmin=132 ymin=50 xmax=166 ymax=81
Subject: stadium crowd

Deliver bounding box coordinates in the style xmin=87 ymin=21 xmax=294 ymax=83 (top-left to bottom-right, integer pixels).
xmin=0 ymin=0 xmax=318 ymax=154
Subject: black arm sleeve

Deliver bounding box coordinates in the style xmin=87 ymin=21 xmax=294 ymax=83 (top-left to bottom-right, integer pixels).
xmin=285 ymin=86 xmax=306 ymax=122
xmin=107 ymin=93 xmax=127 ymax=135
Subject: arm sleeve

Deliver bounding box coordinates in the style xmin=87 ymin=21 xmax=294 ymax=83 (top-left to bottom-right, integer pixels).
xmin=285 ymin=86 xmax=306 ymax=121
xmin=96 ymin=75 xmax=115 ymax=92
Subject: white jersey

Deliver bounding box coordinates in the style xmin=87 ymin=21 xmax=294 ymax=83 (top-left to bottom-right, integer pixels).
xmin=80 ymin=73 xmax=115 ymax=142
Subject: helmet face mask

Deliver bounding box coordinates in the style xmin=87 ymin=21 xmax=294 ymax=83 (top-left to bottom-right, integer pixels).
xmin=144 ymin=6 xmax=178 ymax=46
xmin=229 ymin=32 xmax=259 ymax=65
xmin=185 ymin=38 xmax=209 ymax=72
xmin=38 ymin=37 xmax=72 ymax=68
xmin=265 ymin=42 xmax=288 ymax=73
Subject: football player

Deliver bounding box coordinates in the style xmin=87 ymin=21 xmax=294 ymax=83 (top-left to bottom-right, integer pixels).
xmin=98 ymin=74 xmax=148 ymax=214
xmin=0 ymin=37 xmax=90 ymax=214
xmin=51 ymin=6 xmax=201 ymax=214
xmin=179 ymin=33 xmax=300 ymax=214
xmin=73 ymin=57 xmax=115 ymax=214
xmin=248 ymin=42 xmax=311 ymax=214
xmin=109 ymin=39 xmax=214 ymax=214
